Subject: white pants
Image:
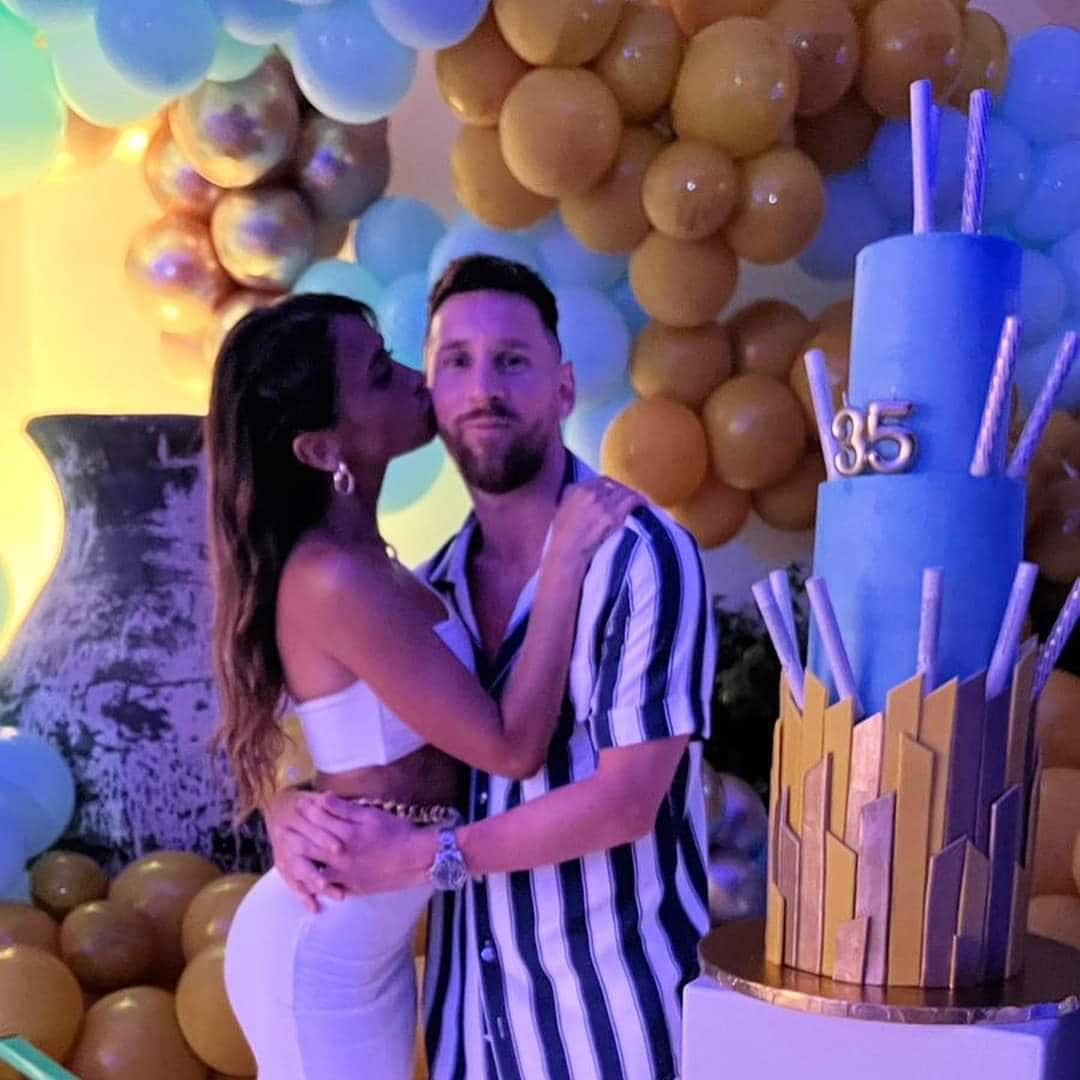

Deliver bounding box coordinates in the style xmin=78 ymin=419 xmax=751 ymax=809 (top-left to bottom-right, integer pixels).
xmin=224 ymin=867 xmax=431 ymax=1080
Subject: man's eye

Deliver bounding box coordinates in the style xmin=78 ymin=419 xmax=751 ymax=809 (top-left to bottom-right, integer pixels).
xmin=443 ymin=353 xmax=468 ymax=368
xmin=499 ymin=353 xmax=526 ymax=368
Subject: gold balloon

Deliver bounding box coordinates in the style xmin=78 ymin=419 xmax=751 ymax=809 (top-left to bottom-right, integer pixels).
xmin=795 ymin=91 xmax=880 ymax=174
xmin=669 ymin=473 xmax=752 ymax=547
xmin=641 ymin=138 xmax=739 ymax=241
xmin=143 ymin=123 xmax=223 ymax=220
xmin=560 ymin=125 xmax=666 ymax=254
xmin=630 ymin=319 xmax=732 ymax=408
xmin=210 ymin=188 xmax=317 ymax=291
xmin=723 ymin=146 xmax=825 ymax=265
xmin=294 ymin=115 xmax=390 ymax=223
xmin=949 ymin=9 xmax=1009 ymax=107
xmin=274 ymin=713 xmax=316 ymax=791
xmin=592 ymin=3 xmax=685 ymax=123
xmin=600 ymin=397 xmax=709 ymax=506
xmin=170 ymin=58 xmax=300 ymax=188
xmin=180 ymin=874 xmax=258 ymax=962
xmin=728 ymin=298 xmax=812 ymax=380
xmin=59 ymin=900 xmax=155 ymax=993
xmin=500 ymin=67 xmax=623 ymax=197
xmin=204 ymin=289 xmax=284 ymax=367
xmin=790 ymin=322 xmax=850 ymax=434
xmin=126 ymin=216 xmax=232 ymax=336
xmin=767 ymin=0 xmax=860 ymax=117
xmin=0 ymin=903 xmax=59 ymax=955
xmin=669 ymin=0 xmax=773 ymax=36
xmin=493 ymin=0 xmax=625 ymax=66
xmin=451 ymin=125 xmax=555 ymax=229
xmin=68 ymin=987 xmax=207 ymax=1080
xmin=752 ymin=450 xmax=825 ymax=530
xmin=629 ymin=230 xmax=739 ymax=328
xmin=671 ymin=17 xmax=799 ymax=160
xmin=1036 ymin=670 xmax=1080 ymax=770
xmin=1032 ymin=768 xmax=1080 ymax=897
xmin=176 ymin=944 xmax=256 ymax=1077
xmin=0 ymin=945 xmax=83 ymax=1069
xmin=435 ymin=11 xmax=531 ymax=127
xmin=858 ymin=0 xmax=965 ymax=119
xmin=1028 ymin=894 xmax=1080 ymax=953
xmin=702 ymin=373 xmax=808 ymax=490
xmin=30 ymin=852 xmax=108 ymax=922
xmin=1028 ymin=479 xmax=1080 ymax=585
xmin=110 ymin=851 xmax=220 ymax=988
xmin=314 ymin=217 xmax=351 ymax=259
xmin=815 ymin=296 xmax=853 ymax=334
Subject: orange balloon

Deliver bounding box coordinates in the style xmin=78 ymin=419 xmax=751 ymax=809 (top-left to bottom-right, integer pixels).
xmin=641 ymin=138 xmax=739 ymax=241
xmin=30 ymin=851 xmax=108 ymax=921
xmin=110 ymin=851 xmax=220 ymax=988
xmin=949 ymin=9 xmax=1009 ymax=107
xmin=601 ymin=398 xmax=709 ymax=506
xmin=728 ymin=299 xmax=812 ymax=380
xmin=1028 ymin=894 xmax=1080 ymax=953
xmin=1029 ymin=479 xmax=1080 ymax=585
xmin=561 ymin=126 xmax=665 ymax=254
xmin=592 ymin=3 xmax=685 ymax=123
xmin=629 ymin=230 xmax=739 ymax=328
xmin=181 ymin=873 xmax=258 ymax=962
xmin=723 ymin=146 xmax=825 ymax=264
xmin=752 ymin=450 xmax=825 ymax=530
xmin=274 ymin=713 xmax=315 ymax=791
xmin=0 ymin=945 xmax=83 ymax=1068
xmin=796 ymin=92 xmax=880 ymax=174
xmin=500 ymin=68 xmax=623 ymax=197
xmin=669 ymin=474 xmax=752 ymax=547
xmin=68 ymin=986 xmax=207 ymax=1080
xmin=176 ymin=944 xmax=256 ymax=1077
xmin=671 ymin=17 xmax=799 ymax=160
xmin=435 ymin=11 xmax=531 ymax=127
xmin=669 ymin=0 xmax=773 ymax=36
xmin=0 ymin=903 xmax=59 ymax=955
xmin=790 ymin=323 xmax=850 ymax=435
xmin=630 ymin=320 xmax=733 ymax=408
xmin=815 ymin=296 xmax=854 ymax=334
xmin=1073 ymin=830 xmax=1080 ymax=896
xmin=703 ymin=373 xmax=808 ymax=490
xmin=1035 ymin=670 xmax=1080 ymax=770
xmin=452 ymin=125 xmax=555 ymax=229
xmin=767 ymin=0 xmax=860 ymax=117
xmin=59 ymin=900 xmax=155 ymax=993
xmin=858 ymin=0 xmax=965 ymax=119
xmin=314 ymin=217 xmax=351 ymax=259
xmin=493 ymin=0 xmax=625 ymax=65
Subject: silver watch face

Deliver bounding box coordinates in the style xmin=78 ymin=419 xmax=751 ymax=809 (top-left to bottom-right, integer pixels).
xmin=432 ymin=849 xmax=468 ymax=891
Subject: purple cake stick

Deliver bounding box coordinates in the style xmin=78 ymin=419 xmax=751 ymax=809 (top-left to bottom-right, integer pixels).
xmin=917 ymin=567 xmax=943 ymax=693
xmin=961 ymin=89 xmax=991 ymax=234
xmin=770 ymin=568 xmax=799 ymax=662
xmin=1034 ymin=578 xmax=1080 ymax=699
xmin=753 ymin=579 xmax=805 ymax=709
xmin=970 ymin=316 xmax=1021 ymax=477
xmin=806 ymin=576 xmax=861 ymax=717
xmin=986 ymin=562 xmax=1039 ymax=700
xmin=1008 ymin=331 xmax=1079 ymax=480
xmin=910 ymin=80 xmax=934 ymax=235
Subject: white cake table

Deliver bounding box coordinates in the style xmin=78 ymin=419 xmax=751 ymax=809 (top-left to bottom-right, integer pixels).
xmin=681 ymin=921 xmax=1080 ymax=1080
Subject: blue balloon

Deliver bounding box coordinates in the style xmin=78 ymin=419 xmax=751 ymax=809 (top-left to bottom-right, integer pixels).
xmin=207 ymin=31 xmax=270 ymax=81
xmin=1053 ymin=228 xmax=1080 ymax=315
xmin=1010 ymin=142 xmax=1080 ymax=249
xmin=290 ymin=0 xmax=417 ymax=123
xmin=1020 ymin=249 xmax=1068 ymax=347
xmin=554 ymin=286 xmax=631 ymax=410
xmin=0 ymin=805 xmax=24 ymax=900
xmin=3 ymin=0 xmax=93 ymax=26
xmin=0 ymin=730 xmax=75 ymax=856
xmin=369 ymin=0 xmax=487 ymax=48
xmin=374 ymin=272 xmax=429 ymax=371
xmin=381 ymin=439 xmax=444 ymax=514
xmin=293 ymin=258 xmax=384 ymax=306
xmin=218 ymin=0 xmax=298 ymax=44
xmin=427 ymin=218 xmax=541 ymax=285
xmin=564 ymin=385 xmax=637 ymax=471
xmin=607 ymin=275 xmax=649 ymax=338
xmin=999 ymin=26 xmax=1080 ymax=146
xmin=96 ymin=0 xmax=219 ymax=96
xmin=983 ymin=118 xmax=1035 ymax=224
xmin=535 ymin=214 xmax=627 ymax=290
xmin=798 ymin=169 xmax=891 ymax=281
xmin=1017 ymin=317 xmax=1080 ymax=413
xmin=0 ymin=870 xmax=31 ymax=903
xmin=354 ymin=197 xmax=446 ymax=285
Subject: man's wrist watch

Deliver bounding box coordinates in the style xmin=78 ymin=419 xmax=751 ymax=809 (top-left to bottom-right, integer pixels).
xmin=428 ymin=826 xmax=469 ymax=891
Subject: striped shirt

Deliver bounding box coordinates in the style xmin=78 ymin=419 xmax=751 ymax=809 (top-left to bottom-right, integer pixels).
xmin=420 ymin=452 xmax=716 ymax=1080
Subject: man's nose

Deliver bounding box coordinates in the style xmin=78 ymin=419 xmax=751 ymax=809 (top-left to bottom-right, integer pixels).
xmin=466 ymin=358 xmax=501 ymax=400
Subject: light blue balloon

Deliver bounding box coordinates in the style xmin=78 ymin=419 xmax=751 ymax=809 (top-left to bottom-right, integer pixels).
xmin=382 ymin=439 xmax=444 ymax=513
xmin=49 ymin=17 xmax=169 ymax=125
xmin=0 ymin=731 xmax=75 ymax=856
xmin=999 ymin=26 xmax=1080 ymax=146
xmin=427 ymin=218 xmax=541 ymax=285
xmin=535 ymin=214 xmax=627 ymax=291
xmin=798 ymin=169 xmax=891 ymax=281
xmin=554 ymin=285 xmax=631 ymax=410
xmin=1020 ymin=249 xmax=1068 ymax=347
xmin=218 ymin=0 xmax=298 ymax=44
xmin=354 ymin=197 xmax=446 ymax=285
xmin=207 ymin=30 xmax=270 ymax=81
xmin=369 ymin=0 xmax=487 ymax=48
xmin=374 ymin=272 xmax=429 ymax=371
xmin=293 ymin=258 xmax=384 ymax=307
xmin=983 ymin=118 xmax=1035 ymax=224
xmin=3 ymin=0 xmax=93 ymax=27
xmin=289 ymin=0 xmax=417 ymax=123
xmin=0 ymin=805 xmax=25 ymax=900
xmin=564 ymin=385 xmax=637 ymax=471
xmin=1053 ymin=228 xmax=1080 ymax=315
xmin=96 ymin=0 xmax=219 ymax=96
xmin=1010 ymin=142 xmax=1080 ymax=249
xmin=607 ymin=275 xmax=649 ymax=338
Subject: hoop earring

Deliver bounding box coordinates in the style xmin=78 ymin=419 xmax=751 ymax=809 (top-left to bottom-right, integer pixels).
xmin=332 ymin=460 xmax=355 ymax=497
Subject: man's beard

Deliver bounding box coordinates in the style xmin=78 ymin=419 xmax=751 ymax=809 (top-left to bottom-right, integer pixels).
xmin=442 ymin=418 xmax=548 ymax=495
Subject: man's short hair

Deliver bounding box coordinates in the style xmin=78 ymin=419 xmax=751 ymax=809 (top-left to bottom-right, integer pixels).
xmin=428 ymin=254 xmax=560 ymax=341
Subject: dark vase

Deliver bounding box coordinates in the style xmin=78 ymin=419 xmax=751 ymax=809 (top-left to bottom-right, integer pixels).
xmin=0 ymin=414 xmax=267 ymax=875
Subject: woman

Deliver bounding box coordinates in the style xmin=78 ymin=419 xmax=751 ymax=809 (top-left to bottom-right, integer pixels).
xmin=206 ymin=293 xmax=637 ymax=1080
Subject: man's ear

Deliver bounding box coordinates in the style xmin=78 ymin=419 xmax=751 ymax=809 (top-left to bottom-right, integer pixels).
xmin=557 ymin=361 xmax=576 ymax=422
xmin=291 ymin=430 xmax=338 ymax=472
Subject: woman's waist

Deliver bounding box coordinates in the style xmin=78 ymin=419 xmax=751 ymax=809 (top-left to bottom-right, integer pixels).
xmin=314 ymin=744 xmax=462 ymax=810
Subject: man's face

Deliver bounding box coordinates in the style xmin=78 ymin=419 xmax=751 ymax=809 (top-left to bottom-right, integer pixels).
xmin=426 ymin=290 xmax=574 ymax=494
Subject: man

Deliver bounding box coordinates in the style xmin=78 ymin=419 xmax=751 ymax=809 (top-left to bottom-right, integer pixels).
xmin=268 ymin=255 xmax=716 ymax=1080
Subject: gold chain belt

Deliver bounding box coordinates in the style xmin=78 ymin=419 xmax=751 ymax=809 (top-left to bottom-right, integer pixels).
xmin=348 ymin=796 xmax=461 ymax=827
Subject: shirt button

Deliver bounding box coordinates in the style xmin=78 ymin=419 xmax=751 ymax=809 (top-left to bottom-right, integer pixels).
xmin=479 ymin=792 xmax=488 ymax=805
xmin=480 ymin=942 xmax=497 ymax=963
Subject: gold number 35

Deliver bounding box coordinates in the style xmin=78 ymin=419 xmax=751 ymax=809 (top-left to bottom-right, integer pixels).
xmin=832 ymin=401 xmax=917 ymax=477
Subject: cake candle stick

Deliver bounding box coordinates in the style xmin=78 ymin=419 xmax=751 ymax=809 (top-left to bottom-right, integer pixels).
xmin=806 ymin=576 xmax=861 ymax=717
xmin=770 ymin=568 xmax=800 ymax=664
xmin=961 ymin=89 xmax=991 ymax=234
xmin=804 ymin=348 xmax=841 ymax=480
xmin=928 ymin=102 xmax=941 ymax=191
xmin=1007 ymin=331 xmax=1080 ymax=480
xmin=753 ymin=580 xmax=805 ymax=709
xmin=970 ymin=315 xmax=1022 ymax=477
xmin=910 ymin=80 xmax=935 ymax=234
xmin=986 ymin=562 xmax=1039 ymax=700
xmin=917 ymin=567 xmax=944 ymax=693
xmin=1033 ymin=578 xmax=1080 ymax=699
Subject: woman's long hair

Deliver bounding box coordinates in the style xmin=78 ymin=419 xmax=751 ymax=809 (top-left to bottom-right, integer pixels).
xmin=205 ymin=292 xmax=377 ymax=817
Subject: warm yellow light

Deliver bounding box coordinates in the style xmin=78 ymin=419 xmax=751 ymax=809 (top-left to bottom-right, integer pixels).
xmin=114 ymin=127 xmax=151 ymax=162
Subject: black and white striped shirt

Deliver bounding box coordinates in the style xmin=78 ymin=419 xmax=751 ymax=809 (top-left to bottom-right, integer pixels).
xmin=420 ymin=453 xmax=715 ymax=1080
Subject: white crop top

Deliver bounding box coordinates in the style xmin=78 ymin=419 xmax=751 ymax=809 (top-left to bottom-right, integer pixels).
xmin=292 ymin=613 xmax=475 ymax=773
